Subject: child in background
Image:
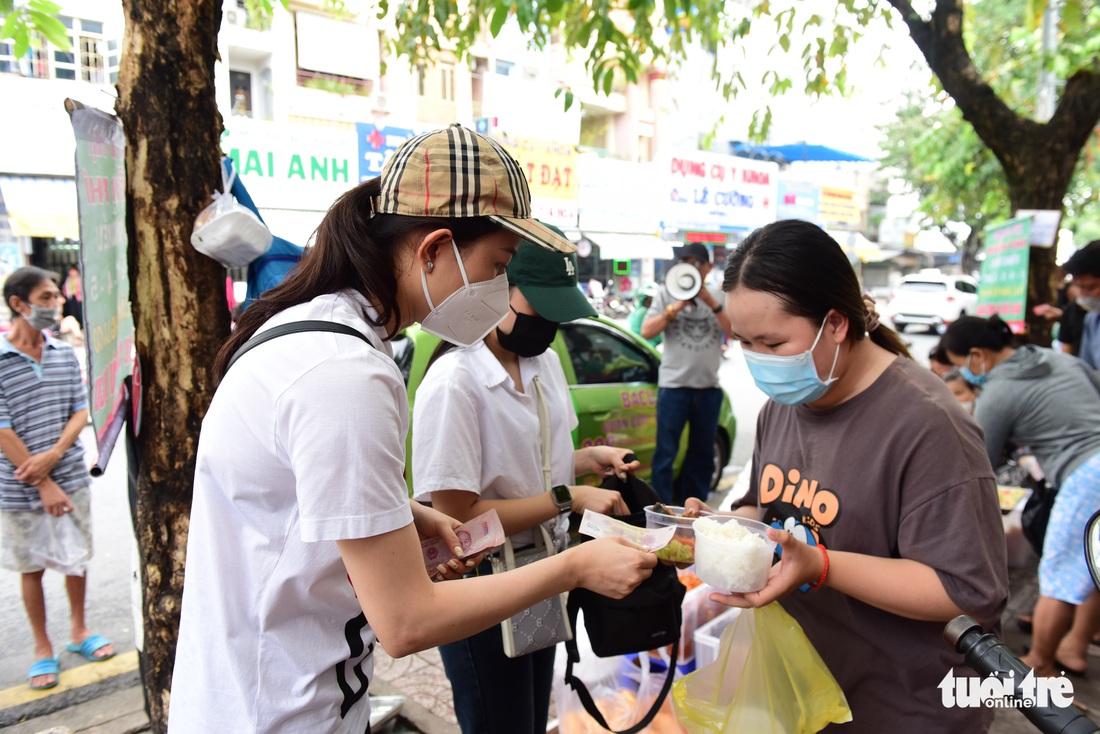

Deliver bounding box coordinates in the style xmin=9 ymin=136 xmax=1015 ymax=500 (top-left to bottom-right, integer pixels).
xmin=943 ymin=368 xmax=979 ymax=413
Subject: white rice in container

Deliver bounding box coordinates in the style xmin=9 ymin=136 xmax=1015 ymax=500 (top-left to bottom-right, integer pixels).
xmin=694 ymin=517 xmax=776 ymax=593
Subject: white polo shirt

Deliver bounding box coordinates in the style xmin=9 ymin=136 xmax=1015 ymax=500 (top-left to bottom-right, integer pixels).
xmin=169 ymin=290 xmax=413 ymax=734
xmin=411 ymin=341 xmax=577 ymax=548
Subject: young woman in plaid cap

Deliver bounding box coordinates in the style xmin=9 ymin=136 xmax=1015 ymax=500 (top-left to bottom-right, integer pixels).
xmin=169 ymin=126 xmax=657 ymax=733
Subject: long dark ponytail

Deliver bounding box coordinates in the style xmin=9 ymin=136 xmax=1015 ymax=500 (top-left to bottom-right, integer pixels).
xmin=214 ymin=177 xmax=499 ymax=383
xmin=722 ymin=220 xmax=911 ymax=358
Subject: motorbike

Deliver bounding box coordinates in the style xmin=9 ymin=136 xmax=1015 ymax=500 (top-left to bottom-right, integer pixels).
xmin=943 ymin=509 xmax=1100 ymax=733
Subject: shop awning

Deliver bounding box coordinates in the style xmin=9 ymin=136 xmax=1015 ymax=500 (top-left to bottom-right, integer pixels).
xmin=588 ymin=233 xmax=675 ymax=261
xmin=0 ymin=176 xmax=79 ymax=239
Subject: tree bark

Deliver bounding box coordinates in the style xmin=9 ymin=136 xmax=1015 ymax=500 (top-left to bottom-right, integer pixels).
xmin=887 ymin=0 xmax=1100 ymax=344
xmin=115 ymin=1 xmax=229 ymax=729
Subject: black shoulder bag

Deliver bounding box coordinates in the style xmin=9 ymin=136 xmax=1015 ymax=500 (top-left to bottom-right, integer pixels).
xmin=226 ymin=320 xmax=374 ymax=373
xmin=564 ymin=469 xmax=686 ymax=734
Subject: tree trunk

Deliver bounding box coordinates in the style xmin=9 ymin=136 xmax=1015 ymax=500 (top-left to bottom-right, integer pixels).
xmin=115 ymin=1 xmax=229 ymax=729
xmin=890 ymin=0 xmax=1100 ymax=345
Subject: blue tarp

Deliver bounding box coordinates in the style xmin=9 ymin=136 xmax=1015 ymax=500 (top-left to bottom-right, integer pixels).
xmin=730 ymin=141 xmax=875 ymax=164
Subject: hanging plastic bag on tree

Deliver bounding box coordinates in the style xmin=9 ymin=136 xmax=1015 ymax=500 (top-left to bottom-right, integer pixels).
xmin=672 ymin=603 xmax=851 ymax=734
xmin=190 ymin=163 xmax=273 ymax=268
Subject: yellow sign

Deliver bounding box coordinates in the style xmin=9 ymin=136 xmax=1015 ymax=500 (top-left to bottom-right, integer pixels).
xmin=494 ymin=134 xmax=578 ymax=202
xmin=820 ymin=187 xmax=859 ymax=225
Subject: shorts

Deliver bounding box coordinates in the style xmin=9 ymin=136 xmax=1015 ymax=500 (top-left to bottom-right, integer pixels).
xmin=0 ymin=488 xmax=93 ymax=574
xmin=1039 ymin=451 xmax=1100 ymax=604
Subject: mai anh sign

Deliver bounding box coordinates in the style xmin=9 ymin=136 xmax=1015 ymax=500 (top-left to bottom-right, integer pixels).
xmin=977 ymin=217 xmax=1032 ymax=334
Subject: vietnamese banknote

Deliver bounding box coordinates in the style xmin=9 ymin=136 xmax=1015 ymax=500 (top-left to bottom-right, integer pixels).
xmin=421 ymin=508 xmax=506 ymax=572
xmin=578 ymin=509 xmax=676 ymax=552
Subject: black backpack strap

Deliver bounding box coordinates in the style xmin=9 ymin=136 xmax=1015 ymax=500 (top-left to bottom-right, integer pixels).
xmin=564 ymin=596 xmax=678 ymax=734
xmin=226 ymin=320 xmax=374 ymax=373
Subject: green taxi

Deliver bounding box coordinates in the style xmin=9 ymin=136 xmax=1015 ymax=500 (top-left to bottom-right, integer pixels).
xmin=392 ymin=315 xmax=737 ymax=496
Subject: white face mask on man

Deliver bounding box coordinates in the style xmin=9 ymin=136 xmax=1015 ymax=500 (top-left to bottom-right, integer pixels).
xmin=419 ymin=240 xmax=510 ymax=347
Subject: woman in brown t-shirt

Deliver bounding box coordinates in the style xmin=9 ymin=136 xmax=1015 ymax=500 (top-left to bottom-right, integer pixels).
xmin=691 ymin=220 xmax=1009 ymax=733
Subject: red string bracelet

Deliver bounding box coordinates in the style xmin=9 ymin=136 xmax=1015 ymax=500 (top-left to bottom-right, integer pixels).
xmin=809 ymin=544 xmax=829 ymax=590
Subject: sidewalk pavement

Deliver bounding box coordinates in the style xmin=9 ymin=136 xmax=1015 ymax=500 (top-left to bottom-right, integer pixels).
xmin=3 ymin=521 xmax=1099 ymax=733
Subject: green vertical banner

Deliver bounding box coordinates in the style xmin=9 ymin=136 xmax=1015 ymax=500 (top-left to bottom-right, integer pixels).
xmin=69 ymin=103 xmax=134 ymax=467
xmin=976 ymin=217 xmax=1032 ymax=334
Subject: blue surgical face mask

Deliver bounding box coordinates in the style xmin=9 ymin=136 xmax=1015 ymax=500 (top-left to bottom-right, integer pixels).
xmin=743 ymin=317 xmax=840 ymax=406
xmin=961 ymin=353 xmax=988 ymax=387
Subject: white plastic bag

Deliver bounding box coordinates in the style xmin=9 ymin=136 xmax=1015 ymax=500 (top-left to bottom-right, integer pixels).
xmin=27 ymin=513 xmax=90 ymax=576
xmin=190 ymin=165 xmax=272 ymax=267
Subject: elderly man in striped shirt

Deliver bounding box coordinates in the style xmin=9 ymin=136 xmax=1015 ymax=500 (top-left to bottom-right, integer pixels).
xmin=0 ymin=266 xmax=113 ymax=691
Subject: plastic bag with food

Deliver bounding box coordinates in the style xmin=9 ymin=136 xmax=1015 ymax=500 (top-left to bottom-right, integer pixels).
xmin=672 ymin=603 xmax=851 ymax=734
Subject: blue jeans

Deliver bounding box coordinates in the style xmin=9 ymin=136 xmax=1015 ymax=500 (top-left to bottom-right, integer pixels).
xmin=439 ymin=612 xmax=556 ymax=734
xmin=651 ymin=387 xmax=724 ymax=503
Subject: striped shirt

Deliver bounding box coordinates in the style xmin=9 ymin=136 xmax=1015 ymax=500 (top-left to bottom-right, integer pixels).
xmin=0 ymin=331 xmax=89 ymax=511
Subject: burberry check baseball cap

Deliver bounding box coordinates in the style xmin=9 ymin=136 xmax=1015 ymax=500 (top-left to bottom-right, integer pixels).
xmin=376 ymin=123 xmax=576 ymax=253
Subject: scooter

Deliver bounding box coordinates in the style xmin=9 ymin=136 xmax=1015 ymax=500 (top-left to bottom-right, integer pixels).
xmin=943 ymin=509 xmax=1100 ymax=733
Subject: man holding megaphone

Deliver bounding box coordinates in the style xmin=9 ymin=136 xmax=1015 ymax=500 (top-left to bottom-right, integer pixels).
xmin=641 ymin=243 xmax=733 ymax=503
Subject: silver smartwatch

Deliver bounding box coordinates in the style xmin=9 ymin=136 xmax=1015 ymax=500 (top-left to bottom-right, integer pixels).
xmin=551 ymin=484 xmax=573 ymax=515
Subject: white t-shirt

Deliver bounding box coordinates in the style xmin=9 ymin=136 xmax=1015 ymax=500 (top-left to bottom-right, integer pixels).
xmin=411 ymin=342 xmax=577 ymax=548
xmin=169 ymin=290 xmax=413 ymax=733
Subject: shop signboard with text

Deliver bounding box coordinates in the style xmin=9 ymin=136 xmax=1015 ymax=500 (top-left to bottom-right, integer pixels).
xmin=977 ymin=217 xmax=1032 ymax=334
xmin=777 ymin=180 xmax=821 ymax=224
xmin=221 ymin=118 xmax=358 ymax=212
xmin=820 ymin=186 xmax=860 ymax=226
xmin=357 ymin=122 xmax=425 ymax=183
xmin=660 ymin=150 xmax=777 ymax=233
xmin=494 ymin=133 xmax=579 ymax=228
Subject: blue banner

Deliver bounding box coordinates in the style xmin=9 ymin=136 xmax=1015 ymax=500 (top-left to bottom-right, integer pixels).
xmin=357 ymin=123 xmax=419 ymax=182
xmin=777 ymin=181 xmax=821 ymax=224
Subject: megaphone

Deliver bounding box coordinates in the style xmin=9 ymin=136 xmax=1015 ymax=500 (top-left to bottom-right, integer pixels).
xmin=665 ymin=263 xmax=703 ymax=301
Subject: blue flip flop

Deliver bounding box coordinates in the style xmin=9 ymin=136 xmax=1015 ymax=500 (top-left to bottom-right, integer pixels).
xmin=27 ymin=656 xmax=59 ymax=690
xmin=66 ymin=634 xmax=114 ymax=662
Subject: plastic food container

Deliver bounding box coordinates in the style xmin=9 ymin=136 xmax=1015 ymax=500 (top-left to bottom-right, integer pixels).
xmin=693 ymin=516 xmax=777 ymax=593
xmin=645 ymin=504 xmax=712 ymax=563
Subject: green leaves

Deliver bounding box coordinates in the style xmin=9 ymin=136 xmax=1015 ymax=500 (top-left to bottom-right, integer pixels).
xmin=490 ymin=3 xmax=509 ymax=35
xmin=1 ymin=0 xmax=69 ymax=57
xmin=554 ymin=85 xmax=575 ymax=111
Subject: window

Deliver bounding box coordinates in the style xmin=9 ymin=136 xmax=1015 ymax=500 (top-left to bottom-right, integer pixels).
xmin=416 ymin=66 xmax=426 ymax=96
xmin=495 ymin=59 xmax=514 ymax=76
xmin=560 ymin=323 xmax=658 ymax=385
xmin=230 ymin=70 xmax=253 ymax=117
xmin=899 ymin=281 xmax=947 ymax=293
xmin=79 ymin=36 xmax=105 ymax=83
xmin=440 ymin=64 xmax=455 ymax=101
xmin=0 ymin=18 xmax=112 ymax=83
xmin=954 ymin=280 xmax=978 ymax=294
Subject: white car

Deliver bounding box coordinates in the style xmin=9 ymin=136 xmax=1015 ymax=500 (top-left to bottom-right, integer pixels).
xmin=884 ymin=273 xmax=980 ymax=333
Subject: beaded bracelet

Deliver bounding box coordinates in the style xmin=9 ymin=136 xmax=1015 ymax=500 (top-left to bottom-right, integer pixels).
xmin=809 ymin=543 xmax=829 ymax=590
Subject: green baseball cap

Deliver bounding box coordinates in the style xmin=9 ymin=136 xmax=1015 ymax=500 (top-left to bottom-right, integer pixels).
xmin=507 ymin=226 xmax=596 ymax=323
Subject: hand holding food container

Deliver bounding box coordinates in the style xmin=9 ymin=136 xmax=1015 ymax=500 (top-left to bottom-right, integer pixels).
xmin=693 ymin=516 xmax=777 ymax=594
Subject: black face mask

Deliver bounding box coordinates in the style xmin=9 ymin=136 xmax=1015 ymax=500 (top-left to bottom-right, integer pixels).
xmin=496 ymin=307 xmax=559 ymax=357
